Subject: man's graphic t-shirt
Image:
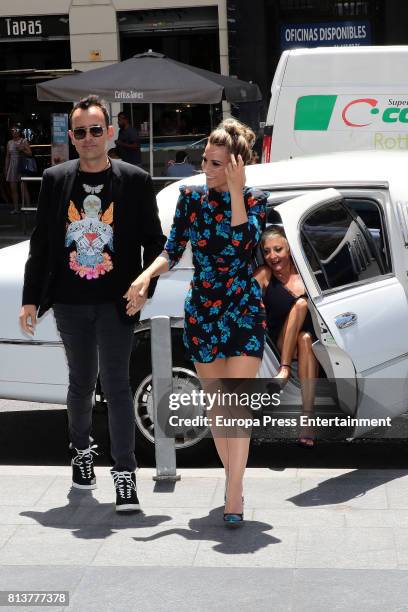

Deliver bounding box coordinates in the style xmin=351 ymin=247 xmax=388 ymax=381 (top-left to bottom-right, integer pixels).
xmin=53 ymin=167 xmax=117 ymax=304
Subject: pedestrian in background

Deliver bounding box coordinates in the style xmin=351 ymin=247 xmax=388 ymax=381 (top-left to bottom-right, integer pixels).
xmin=19 ymin=95 xmax=166 ymax=512
xmin=115 ymin=112 xmax=141 ymax=166
xmin=5 ymin=125 xmax=31 ymax=213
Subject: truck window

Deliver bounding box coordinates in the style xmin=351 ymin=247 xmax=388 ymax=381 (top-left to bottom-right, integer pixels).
xmin=300 ymin=199 xmax=390 ymax=293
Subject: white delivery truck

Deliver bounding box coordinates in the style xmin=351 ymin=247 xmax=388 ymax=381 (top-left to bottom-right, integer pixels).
xmin=262 ymin=46 xmax=408 ymax=162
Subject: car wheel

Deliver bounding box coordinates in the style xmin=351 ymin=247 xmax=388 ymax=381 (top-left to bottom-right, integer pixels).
xmin=130 ymin=328 xmax=214 ymax=464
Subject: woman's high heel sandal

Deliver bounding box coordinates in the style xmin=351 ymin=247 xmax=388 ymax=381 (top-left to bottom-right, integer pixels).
xmin=223 ymin=511 xmax=244 ymax=527
xmin=274 ymin=363 xmax=291 ymax=387
xmin=223 ymin=486 xmax=245 ymax=527
xmin=275 ymin=363 xmax=291 ymax=377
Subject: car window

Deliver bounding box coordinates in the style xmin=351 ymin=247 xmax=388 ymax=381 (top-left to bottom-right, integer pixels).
xmin=300 ymin=199 xmax=390 ymax=293
xmin=343 ymin=197 xmax=391 ymax=273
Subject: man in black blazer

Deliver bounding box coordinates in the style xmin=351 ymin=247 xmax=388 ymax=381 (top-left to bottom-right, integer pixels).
xmin=19 ymin=95 xmax=166 ymax=512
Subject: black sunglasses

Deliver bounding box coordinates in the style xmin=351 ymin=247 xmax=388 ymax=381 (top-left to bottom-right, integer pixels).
xmin=72 ymin=125 xmax=105 ymax=140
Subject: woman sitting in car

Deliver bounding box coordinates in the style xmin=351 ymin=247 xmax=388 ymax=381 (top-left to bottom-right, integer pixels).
xmin=254 ymin=225 xmax=319 ymax=447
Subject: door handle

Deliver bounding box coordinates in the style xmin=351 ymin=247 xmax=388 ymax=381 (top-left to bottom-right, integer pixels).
xmin=335 ymin=312 xmax=358 ymax=329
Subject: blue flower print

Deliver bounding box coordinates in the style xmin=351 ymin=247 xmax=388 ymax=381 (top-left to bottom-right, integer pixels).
xmin=220 ymin=245 xmax=236 ymax=257
xmin=215 ymin=223 xmax=230 ymax=239
xmin=245 ymin=336 xmax=261 ymax=352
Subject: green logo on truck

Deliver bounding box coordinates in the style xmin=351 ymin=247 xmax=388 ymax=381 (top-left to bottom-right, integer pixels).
xmin=295 ymin=95 xmax=408 ymax=130
xmin=294 ymin=95 xmax=337 ymax=130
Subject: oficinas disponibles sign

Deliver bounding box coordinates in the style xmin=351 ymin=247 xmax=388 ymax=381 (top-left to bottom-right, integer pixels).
xmin=0 ymin=15 xmax=69 ymax=39
xmin=280 ymin=21 xmax=371 ymax=50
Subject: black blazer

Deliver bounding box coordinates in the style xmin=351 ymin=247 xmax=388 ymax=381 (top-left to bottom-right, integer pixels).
xmin=22 ymin=158 xmax=166 ymax=323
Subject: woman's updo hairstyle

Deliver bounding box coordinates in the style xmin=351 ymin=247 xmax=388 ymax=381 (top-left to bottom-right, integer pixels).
xmin=208 ymin=118 xmax=255 ymax=165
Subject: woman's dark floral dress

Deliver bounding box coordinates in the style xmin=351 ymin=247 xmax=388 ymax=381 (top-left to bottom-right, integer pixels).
xmin=164 ymin=185 xmax=268 ymax=363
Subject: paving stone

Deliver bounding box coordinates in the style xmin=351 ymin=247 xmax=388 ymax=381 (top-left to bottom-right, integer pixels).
xmin=343 ymin=508 xmax=408 ymax=528
xmin=389 ymin=509 xmax=408 ymax=529
xmin=68 ymin=567 xmax=294 ymax=612
xmin=0 ymin=565 xmax=83 ymax=612
xmin=239 ymin=478 xmax=302 ymax=509
xmin=0 ymin=526 xmax=18 ymax=551
xmin=0 ymin=526 xmax=105 ymax=566
xmin=296 ymin=527 xmax=397 ymax=569
xmin=254 ymin=507 xmax=345 ymax=527
xmin=392 ymin=528 xmax=408 ymax=568
xmin=292 ymin=568 xmax=408 ymax=612
xmin=385 ymin=480 xmax=408 ymax=509
xmin=91 ymin=526 xmax=201 ymax=567
xmin=0 ymin=475 xmax=56 ymax=506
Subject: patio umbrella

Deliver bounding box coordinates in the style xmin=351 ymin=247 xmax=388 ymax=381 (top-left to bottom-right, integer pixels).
xmin=36 ymin=50 xmax=262 ymax=175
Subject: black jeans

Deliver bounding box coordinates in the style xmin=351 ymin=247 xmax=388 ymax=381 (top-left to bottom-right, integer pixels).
xmin=53 ymin=303 xmax=136 ymax=472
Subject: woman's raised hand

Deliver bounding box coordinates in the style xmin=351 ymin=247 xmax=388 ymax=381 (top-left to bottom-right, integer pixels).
xmin=225 ymin=153 xmax=246 ymax=193
xmin=124 ymin=272 xmax=151 ymax=316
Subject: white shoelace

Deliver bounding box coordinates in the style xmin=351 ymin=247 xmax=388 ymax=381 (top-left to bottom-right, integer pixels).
xmin=111 ymin=471 xmax=136 ymax=499
xmin=72 ymin=444 xmax=98 ymax=479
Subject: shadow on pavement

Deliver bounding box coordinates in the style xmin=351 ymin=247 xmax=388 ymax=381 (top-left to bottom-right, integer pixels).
xmin=132 ymin=507 xmax=278 ymax=555
xmin=20 ymin=488 xmax=172 ymax=540
xmin=287 ymin=468 xmax=408 ymax=507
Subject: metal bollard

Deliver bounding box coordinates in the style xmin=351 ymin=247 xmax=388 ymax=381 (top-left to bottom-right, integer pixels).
xmin=150 ymin=316 xmax=181 ymax=482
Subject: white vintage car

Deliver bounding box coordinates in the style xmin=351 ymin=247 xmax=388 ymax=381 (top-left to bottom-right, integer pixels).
xmin=1 ymin=150 xmax=408 ymax=459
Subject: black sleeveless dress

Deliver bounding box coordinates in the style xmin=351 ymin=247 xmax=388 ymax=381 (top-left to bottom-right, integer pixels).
xmin=263 ymin=276 xmax=316 ymax=344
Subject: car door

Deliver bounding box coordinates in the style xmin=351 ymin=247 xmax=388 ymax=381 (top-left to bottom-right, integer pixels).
xmin=275 ymin=188 xmax=408 ymax=435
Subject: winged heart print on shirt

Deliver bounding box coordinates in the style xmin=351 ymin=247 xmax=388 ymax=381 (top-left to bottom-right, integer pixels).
xmin=65 ymin=182 xmax=114 ymax=280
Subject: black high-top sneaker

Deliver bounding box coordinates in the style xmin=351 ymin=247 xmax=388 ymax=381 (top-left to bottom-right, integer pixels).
xmin=111 ymin=470 xmax=140 ymax=512
xmin=71 ymin=445 xmax=98 ymax=489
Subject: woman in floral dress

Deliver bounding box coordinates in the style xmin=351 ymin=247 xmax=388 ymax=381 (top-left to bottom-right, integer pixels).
xmin=125 ymin=119 xmax=267 ymax=525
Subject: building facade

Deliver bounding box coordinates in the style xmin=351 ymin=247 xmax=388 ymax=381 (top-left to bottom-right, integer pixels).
xmin=227 ymin=0 xmax=408 ymax=119
xmin=0 ymin=0 xmax=407 ymax=176
xmin=0 ymin=0 xmax=229 ymax=176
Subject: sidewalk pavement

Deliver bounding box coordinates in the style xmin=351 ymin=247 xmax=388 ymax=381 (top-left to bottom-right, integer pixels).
xmin=1 ymin=466 xmax=408 ymax=611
